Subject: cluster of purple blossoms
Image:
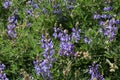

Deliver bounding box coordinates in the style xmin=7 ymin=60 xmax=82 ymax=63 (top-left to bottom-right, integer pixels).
xmin=7 ymin=10 xmax=18 ymax=39
xmin=53 ymin=3 xmax=62 ymax=15
xmin=53 ymin=23 xmax=91 ymax=55
xmin=59 ymin=29 xmax=75 ymax=56
xmin=84 ymin=36 xmax=92 ymax=44
xmin=94 ymin=13 xmax=112 ymax=20
xmin=103 ymin=6 xmax=112 ymax=11
xmin=26 ymin=0 xmax=39 ymax=16
xmin=53 ymin=24 xmax=82 ymax=56
xmin=53 ymin=26 xmax=63 ymax=39
xmin=0 ymin=62 xmax=9 ymax=80
xmin=34 ymin=33 xmax=55 ymax=80
xmin=71 ymin=27 xmax=81 ymax=43
xmin=101 ymin=19 xmax=118 ymax=41
xmin=3 ymin=0 xmax=12 ymax=9
xmin=41 ymin=34 xmax=55 ymax=58
xmin=26 ymin=0 xmax=39 ymax=27
xmin=89 ymin=64 xmax=104 ymax=80
xmin=93 ymin=1 xmax=120 ymax=41
xmin=27 ymin=0 xmax=39 ymax=10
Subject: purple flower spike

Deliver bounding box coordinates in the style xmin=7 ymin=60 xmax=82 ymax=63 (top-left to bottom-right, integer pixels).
xmin=0 ymin=62 xmax=9 ymax=80
xmin=7 ymin=14 xmax=18 ymax=39
xmin=99 ymin=21 xmax=105 ymax=26
xmin=4 ymin=0 xmax=12 ymax=9
xmin=103 ymin=6 xmax=112 ymax=11
xmin=34 ymin=33 xmax=55 ymax=80
xmin=116 ymin=20 xmax=120 ymax=24
xmin=94 ymin=1 xmax=120 ymax=41
xmin=94 ymin=14 xmax=101 ymax=19
xmin=89 ymin=63 xmax=104 ymax=80
xmin=84 ymin=37 xmax=92 ymax=44
xmin=71 ymin=27 xmax=81 ymax=43
xmin=59 ymin=29 xmax=75 ymax=56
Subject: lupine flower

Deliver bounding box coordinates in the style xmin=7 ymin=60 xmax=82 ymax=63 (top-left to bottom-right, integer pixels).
xmin=7 ymin=10 xmax=18 ymax=39
xmin=7 ymin=24 xmax=17 ymax=38
xmin=101 ymin=14 xmax=108 ymax=19
xmin=60 ymin=41 xmax=75 ymax=56
xmin=54 ymin=9 xmax=62 ymax=15
xmin=71 ymin=27 xmax=81 ymax=43
xmin=53 ymin=24 xmax=77 ymax=56
xmin=53 ymin=4 xmax=59 ymax=9
xmin=94 ymin=14 xmax=101 ymax=19
xmin=89 ymin=63 xmax=104 ymax=80
xmin=103 ymin=6 xmax=112 ymax=11
xmin=53 ymin=3 xmax=62 ymax=15
xmin=53 ymin=27 xmax=59 ymax=39
xmin=53 ymin=24 xmax=63 ymax=39
xmin=4 ymin=0 xmax=12 ymax=9
xmin=32 ymin=4 xmax=39 ymax=9
xmin=99 ymin=21 xmax=105 ymax=26
xmin=116 ymin=20 xmax=120 ymax=24
xmin=84 ymin=37 xmax=92 ymax=44
xmin=104 ymin=25 xmax=118 ymax=41
xmin=109 ymin=18 xmax=116 ymax=25
xmin=25 ymin=0 xmax=39 ymax=28
xmin=100 ymin=18 xmax=118 ymax=41
xmin=94 ymin=1 xmax=119 ymax=41
xmin=27 ymin=0 xmax=39 ymax=9
xmin=26 ymin=9 xmax=34 ymax=16
xmin=8 ymin=15 xmax=17 ymax=24
xmin=34 ymin=33 xmax=55 ymax=80
xmin=34 ymin=59 xmax=53 ymax=80
xmin=0 ymin=62 xmax=9 ymax=80
xmin=60 ymin=29 xmax=71 ymax=42
xmin=59 ymin=29 xmax=75 ymax=56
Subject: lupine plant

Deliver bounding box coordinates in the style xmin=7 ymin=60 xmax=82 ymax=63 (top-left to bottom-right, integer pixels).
xmin=0 ymin=0 xmax=120 ymax=80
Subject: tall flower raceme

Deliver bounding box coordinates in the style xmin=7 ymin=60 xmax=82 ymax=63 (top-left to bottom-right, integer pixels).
xmin=59 ymin=29 xmax=75 ymax=56
xmin=93 ymin=1 xmax=120 ymax=42
xmin=34 ymin=33 xmax=55 ymax=80
xmin=26 ymin=0 xmax=39 ymax=16
xmin=7 ymin=10 xmax=19 ymax=39
xmin=84 ymin=36 xmax=92 ymax=44
xmin=89 ymin=63 xmax=105 ymax=80
xmin=53 ymin=25 xmax=75 ymax=56
xmin=53 ymin=23 xmax=64 ymax=39
xmin=71 ymin=22 xmax=81 ymax=43
xmin=3 ymin=0 xmax=12 ymax=9
xmin=27 ymin=0 xmax=39 ymax=9
xmin=53 ymin=23 xmax=82 ymax=56
xmin=0 ymin=62 xmax=9 ymax=80
xmin=53 ymin=3 xmax=62 ymax=15
xmin=25 ymin=0 xmax=39 ymax=27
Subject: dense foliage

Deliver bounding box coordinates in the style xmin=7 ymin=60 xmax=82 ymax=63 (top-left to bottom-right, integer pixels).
xmin=0 ymin=0 xmax=120 ymax=80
